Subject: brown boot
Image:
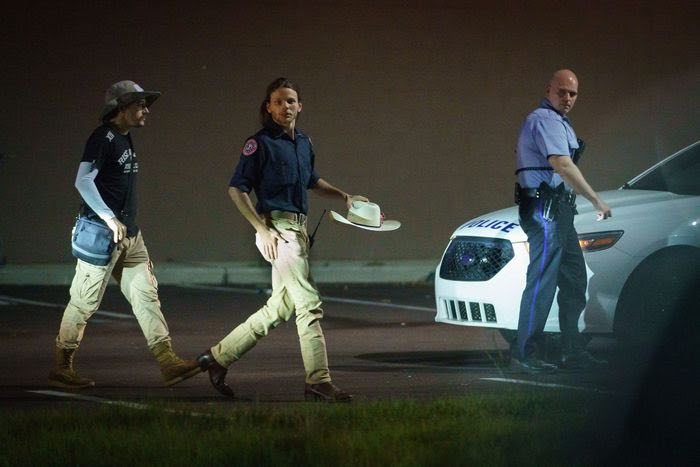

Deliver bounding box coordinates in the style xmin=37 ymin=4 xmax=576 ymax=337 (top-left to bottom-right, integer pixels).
xmin=48 ymin=346 xmax=95 ymax=389
xmin=304 ymin=382 xmax=353 ymax=402
xmin=152 ymin=341 xmax=201 ymax=386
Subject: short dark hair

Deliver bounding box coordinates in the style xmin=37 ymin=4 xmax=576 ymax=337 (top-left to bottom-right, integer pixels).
xmin=259 ymin=77 xmax=301 ymax=126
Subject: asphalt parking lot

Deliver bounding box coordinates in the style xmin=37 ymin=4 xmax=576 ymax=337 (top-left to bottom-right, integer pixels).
xmin=6 ymin=279 xmax=700 ymax=462
xmin=1 ymin=282 xmax=646 ymax=406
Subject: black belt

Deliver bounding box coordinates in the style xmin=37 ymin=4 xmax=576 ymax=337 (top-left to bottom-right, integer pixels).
xmin=515 ymin=184 xmax=576 ymax=207
xmin=519 ymin=187 xmax=540 ymax=198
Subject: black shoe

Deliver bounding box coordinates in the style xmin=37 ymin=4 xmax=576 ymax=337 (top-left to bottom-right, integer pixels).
xmin=304 ymin=382 xmax=353 ymax=402
xmin=560 ymin=350 xmax=607 ymax=370
xmin=510 ymin=358 xmax=558 ymax=374
xmin=197 ymin=350 xmax=235 ymax=398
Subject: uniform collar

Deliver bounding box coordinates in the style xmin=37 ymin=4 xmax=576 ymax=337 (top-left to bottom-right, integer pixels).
xmin=264 ymin=120 xmax=305 ymax=140
xmin=539 ymin=98 xmax=572 ymax=123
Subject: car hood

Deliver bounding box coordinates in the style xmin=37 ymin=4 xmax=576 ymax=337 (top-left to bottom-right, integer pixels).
xmin=574 ymin=188 xmax=685 ymax=216
xmin=450 ymin=188 xmax=692 ymax=242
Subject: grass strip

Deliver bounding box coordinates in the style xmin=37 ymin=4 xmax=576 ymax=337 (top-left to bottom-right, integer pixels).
xmin=0 ymin=391 xmax=626 ymax=466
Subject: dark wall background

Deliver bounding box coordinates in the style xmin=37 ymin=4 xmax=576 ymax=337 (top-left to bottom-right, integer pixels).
xmin=1 ymin=0 xmax=698 ymax=264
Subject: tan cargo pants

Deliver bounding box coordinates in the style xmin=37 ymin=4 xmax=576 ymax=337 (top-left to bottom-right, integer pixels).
xmin=56 ymin=231 xmax=171 ymax=349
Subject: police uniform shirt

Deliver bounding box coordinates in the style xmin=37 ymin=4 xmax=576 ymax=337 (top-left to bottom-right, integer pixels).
xmin=81 ymin=124 xmax=139 ymax=236
xmin=515 ymin=99 xmax=579 ymax=190
xmin=229 ymin=121 xmax=320 ymax=215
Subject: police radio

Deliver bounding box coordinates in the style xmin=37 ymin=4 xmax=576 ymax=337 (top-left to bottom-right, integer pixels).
xmin=572 ymin=138 xmax=585 ymax=165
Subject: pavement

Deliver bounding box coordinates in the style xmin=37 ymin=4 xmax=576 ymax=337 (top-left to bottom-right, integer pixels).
xmin=0 ymin=259 xmax=438 ymax=286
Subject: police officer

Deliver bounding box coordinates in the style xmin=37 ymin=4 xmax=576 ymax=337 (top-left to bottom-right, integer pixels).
xmin=197 ymin=77 xmax=368 ymax=401
xmin=512 ymin=69 xmax=611 ymax=373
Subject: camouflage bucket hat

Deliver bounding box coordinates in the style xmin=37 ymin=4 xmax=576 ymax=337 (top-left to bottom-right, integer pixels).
xmin=99 ymin=80 xmax=160 ymax=120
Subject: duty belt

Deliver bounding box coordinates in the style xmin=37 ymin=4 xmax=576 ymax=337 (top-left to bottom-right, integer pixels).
xmin=267 ymin=210 xmax=307 ymax=224
xmin=515 ymin=183 xmax=576 ymax=207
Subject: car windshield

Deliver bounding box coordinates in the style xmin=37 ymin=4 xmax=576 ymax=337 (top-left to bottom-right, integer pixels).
xmin=625 ymin=142 xmax=700 ymax=195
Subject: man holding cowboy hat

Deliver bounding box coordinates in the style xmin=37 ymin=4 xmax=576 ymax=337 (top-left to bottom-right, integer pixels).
xmin=197 ymin=77 xmax=400 ymax=402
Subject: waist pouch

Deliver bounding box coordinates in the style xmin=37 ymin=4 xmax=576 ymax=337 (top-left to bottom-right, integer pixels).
xmin=71 ymin=217 xmax=115 ymax=266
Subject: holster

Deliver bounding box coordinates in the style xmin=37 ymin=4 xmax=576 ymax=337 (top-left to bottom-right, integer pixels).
xmin=515 ymin=182 xmax=576 ymax=221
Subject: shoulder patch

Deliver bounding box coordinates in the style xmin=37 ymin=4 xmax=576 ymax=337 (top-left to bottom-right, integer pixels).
xmin=242 ymin=138 xmax=258 ymax=156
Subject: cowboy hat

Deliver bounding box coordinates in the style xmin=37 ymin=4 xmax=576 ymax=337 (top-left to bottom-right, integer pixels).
xmin=99 ymin=80 xmax=161 ymax=120
xmin=329 ymin=201 xmax=401 ymax=232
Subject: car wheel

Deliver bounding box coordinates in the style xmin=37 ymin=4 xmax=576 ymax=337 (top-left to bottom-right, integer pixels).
xmin=614 ymin=246 xmax=700 ymax=348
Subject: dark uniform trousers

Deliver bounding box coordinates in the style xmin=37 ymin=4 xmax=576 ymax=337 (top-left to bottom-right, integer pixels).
xmin=514 ymin=196 xmax=587 ymax=361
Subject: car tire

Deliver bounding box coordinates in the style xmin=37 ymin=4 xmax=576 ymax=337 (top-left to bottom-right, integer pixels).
xmin=614 ymin=246 xmax=700 ymax=348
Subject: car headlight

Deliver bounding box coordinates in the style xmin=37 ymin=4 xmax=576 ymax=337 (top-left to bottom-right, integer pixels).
xmin=578 ymin=230 xmax=624 ymax=252
xmin=439 ymin=236 xmax=515 ymax=281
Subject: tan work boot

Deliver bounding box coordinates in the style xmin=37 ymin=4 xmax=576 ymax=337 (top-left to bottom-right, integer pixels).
xmin=48 ymin=346 xmax=95 ymax=389
xmin=152 ymin=341 xmax=201 ymax=386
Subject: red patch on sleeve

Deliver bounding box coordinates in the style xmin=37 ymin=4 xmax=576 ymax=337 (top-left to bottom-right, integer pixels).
xmin=242 ymin=139 xmax=258 ymax=156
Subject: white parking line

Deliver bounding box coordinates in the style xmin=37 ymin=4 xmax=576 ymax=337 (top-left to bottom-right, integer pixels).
xmin=0 ymin=295 xmax=132 ymax=319
xmin=481 ymin=377 xmax=618 ymax=395
xmin=27 ymin=390 xmax=211 ymax=417
xmin=180 ymin=284 xmax=436 ymax=312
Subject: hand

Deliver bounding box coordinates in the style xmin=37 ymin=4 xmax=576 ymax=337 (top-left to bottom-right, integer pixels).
xmin=257 ymin=227 xmax=285 ymax=261
xmin=594 ymin=200 xmax=612 ymax=221
xmin=346 ymin=194 xmax=369 ymax=209
xmin=105 ymin=217 xmax=127 ymax=243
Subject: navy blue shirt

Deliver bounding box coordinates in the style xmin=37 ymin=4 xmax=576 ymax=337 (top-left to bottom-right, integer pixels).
xmin=229 ymin=121 xmax=320 ymax=215
xmin=515 ymin=99 xmax=579 ymax=190
xmin=81 ymin=124 xmax=139 ymax=236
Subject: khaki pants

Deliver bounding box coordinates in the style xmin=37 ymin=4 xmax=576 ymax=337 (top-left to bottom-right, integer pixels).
xmin=56 ymin=231 xmax=171 ymax=349
xmin=212 ymin=219 xmax=330 ymax=384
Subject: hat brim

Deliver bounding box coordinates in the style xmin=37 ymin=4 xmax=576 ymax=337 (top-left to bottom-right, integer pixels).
xmin=329 ymin=210 xmax=401 ymax=232
xmin=99 ymin=91 xmax=161 ymax=120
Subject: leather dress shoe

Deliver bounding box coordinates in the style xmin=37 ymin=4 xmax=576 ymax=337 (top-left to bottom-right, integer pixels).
xmin=560 ymin=350 xmax=608 ymax=370
xmin=510 ymin=358 xmax=558 ymax=374
xmin=304 ymin=382 xmax=353 ymax=402
xmin=197 ymin=350 xmax=235 ymax=398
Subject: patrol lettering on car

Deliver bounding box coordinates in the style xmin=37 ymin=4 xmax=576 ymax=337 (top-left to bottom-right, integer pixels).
xmin=461 ymin=219 xmax=519 ymax=233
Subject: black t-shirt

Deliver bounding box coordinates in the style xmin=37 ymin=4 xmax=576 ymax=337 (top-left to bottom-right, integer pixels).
xmin=80 ymin=124 xmax=139 ymax=237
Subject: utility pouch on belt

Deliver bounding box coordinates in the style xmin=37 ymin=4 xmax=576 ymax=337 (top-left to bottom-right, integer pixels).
xmin=71 ymin=216 xmax=115 ymax=266
xmin=514 ymin=182 xmax=547 ymax=204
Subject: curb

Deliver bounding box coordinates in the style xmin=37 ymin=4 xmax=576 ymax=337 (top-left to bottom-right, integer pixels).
xmin=0 ymin=260 xmax=438 ymax=286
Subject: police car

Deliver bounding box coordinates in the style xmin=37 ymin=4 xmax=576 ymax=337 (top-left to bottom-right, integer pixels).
xmin=434 ymin=141 xmax=700 ymax=345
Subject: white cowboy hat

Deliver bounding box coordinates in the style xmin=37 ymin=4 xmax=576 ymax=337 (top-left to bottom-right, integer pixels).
xmin=329 ymin=201 xmax=401 ymax=232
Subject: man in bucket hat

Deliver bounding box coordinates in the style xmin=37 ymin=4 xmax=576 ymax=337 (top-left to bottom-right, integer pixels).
xmin=48 ymin=80 xmax=201 ymax=389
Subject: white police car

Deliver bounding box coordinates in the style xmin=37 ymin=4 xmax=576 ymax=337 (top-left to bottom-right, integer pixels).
xmin=434 ymin=141 xmax=700 ymax=345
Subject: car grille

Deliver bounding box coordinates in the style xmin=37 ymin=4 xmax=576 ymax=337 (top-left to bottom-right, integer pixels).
xmin=439 ymin=298 xmax=498 ymax=323
xmin=439 ymin=236 xmax=514 ymax=281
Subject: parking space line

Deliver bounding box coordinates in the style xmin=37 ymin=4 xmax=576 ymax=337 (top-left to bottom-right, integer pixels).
xmin=27 ymin=390 xmax=210 ymax=417
xmin=180 ymin=284 xmax=436 ymax=312
xmin=0 ymin=295 xmax=132 ymax=319
xmin=481 ymin=377 xmax=618 ymax=395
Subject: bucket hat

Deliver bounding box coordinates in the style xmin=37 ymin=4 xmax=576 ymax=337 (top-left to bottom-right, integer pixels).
xmin=99 ymin=80 xmax=160 ymax=120
xmin=329 ymin=201 xmax=400 ymax=231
